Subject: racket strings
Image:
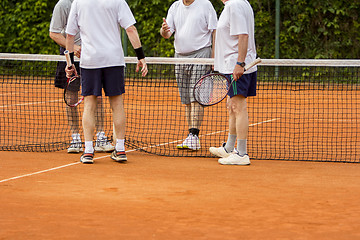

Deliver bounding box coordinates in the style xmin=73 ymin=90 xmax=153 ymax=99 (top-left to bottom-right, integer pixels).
xmin=64 ymin=76 xmax=83 ymax=107
xmin=194 ymin=74 xmax=229 ymax=105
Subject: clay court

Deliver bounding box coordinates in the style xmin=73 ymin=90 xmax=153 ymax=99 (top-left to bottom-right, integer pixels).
xmin=1 ymin=56 xmax=360 ymax=239
xmin=1 ymin=150 xmax=360 ymax=239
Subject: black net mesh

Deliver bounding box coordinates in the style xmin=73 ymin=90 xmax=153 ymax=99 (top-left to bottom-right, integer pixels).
xmin=1 ymin=54 xmax=359 ymax=163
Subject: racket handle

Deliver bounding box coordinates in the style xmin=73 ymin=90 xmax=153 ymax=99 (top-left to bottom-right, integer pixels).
xmin=244 ymin=58 xmax=262 ymax=71
xmin=64 ymin=50 xmax=73 ymax=68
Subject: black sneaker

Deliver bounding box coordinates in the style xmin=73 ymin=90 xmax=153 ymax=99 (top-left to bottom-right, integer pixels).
xmin=80 ymin=152 xmax=94 ymax=164
xmin=111 ymin=150 xmax=127 ymax=162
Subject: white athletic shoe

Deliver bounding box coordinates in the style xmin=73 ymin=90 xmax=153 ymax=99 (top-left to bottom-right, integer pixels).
xmin=94 ymin=138 xmax=115 ymax=152
xmin=209 ymin=143 xmax=231 ymax=158
xmin=67 ymin=140 xmax=83 ymax=153
xmin=176 ymin=133 xmax=200 ymax=150
xmin=218 ymin=152 xmax=251 ymax=165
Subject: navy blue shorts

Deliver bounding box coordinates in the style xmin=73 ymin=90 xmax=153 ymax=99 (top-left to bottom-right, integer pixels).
xmin=225 ymin=72 xmax=257 ymax=98
xmin=81 ymin=66 xmax=125 ymax=97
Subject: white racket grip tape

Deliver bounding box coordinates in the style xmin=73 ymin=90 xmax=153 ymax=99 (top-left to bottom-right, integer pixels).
xmin=244 ymin=58 xmax=262 ymax=71
xmin=64 ymin=50 xmax=72 ymax=68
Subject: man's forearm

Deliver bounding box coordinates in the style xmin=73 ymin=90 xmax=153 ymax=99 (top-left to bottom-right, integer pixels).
xmin=66 ymin=34 xmax=75 ymax=53
xmin=237 ymin=34 xmax=248 ymax=62
xmin=211 ymin=30 xmax=216 ymax=58
xmin=49 ymin=32 xmax=67 ymax=48
xmin=126 ymin=25 xmax=142 ymax=49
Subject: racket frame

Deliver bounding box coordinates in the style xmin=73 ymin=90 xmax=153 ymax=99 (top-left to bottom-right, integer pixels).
xmin=193 ymin=72 xmax=230 ymax=106
xmin=63 ymin=50 xmax=84 ymax=107
xmin=193 ymin=58 xmax=262 ymax=106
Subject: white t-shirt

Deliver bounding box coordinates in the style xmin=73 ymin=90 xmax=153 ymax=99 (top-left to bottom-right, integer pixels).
xmin=166 ymin=0 xmax=217 ymax=54
xmin=214 ymin=0 xmax=257 ymax=74
xmin=66 ymin=0 xmax=136 ymax=69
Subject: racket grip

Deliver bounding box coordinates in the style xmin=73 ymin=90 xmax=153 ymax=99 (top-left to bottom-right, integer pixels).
xmin=64 ymin=50 xmax=73 ymax=68
xmin=244 ymin=58 xmax=262 ymax=71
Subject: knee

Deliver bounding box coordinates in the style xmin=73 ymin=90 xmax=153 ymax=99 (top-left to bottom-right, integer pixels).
xmin=228 ymin=99 xmax=247 ymax=115
xmin=229 ymin=105 xmax=246 ymax=115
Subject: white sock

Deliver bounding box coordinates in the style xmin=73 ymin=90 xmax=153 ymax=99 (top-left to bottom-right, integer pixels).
xmin=224 ymin=134 xmax=237 ymax=152
xmin=84 ymin=141 xmax=94 ymax=153
xmin=116 ymin=139 xmax=125 ymax=152
xmin=237 ymin=139 xmax=247 ymax=156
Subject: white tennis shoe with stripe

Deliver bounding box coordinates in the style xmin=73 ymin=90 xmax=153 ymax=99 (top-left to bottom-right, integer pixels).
xmin=94 ymin=132 xmax=115 ymax=152
xmin=94 ymin=138 xmax=115 ymax=152
xmin=209 ymin=143 xmax=231 ymax=158
xmin=176 ymin=133 xmax=200 ymax=150
xmin=67 ymin=139 xmax=83 ymax=153
xmin=218 ymin=152 xmax=251 ymax=165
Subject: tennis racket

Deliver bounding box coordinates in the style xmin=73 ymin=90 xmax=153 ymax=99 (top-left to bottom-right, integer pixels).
xmin=63 ymin=50 xmax=83 ymax=107
xmin=193 ymin=58 xmax=261 ymax=106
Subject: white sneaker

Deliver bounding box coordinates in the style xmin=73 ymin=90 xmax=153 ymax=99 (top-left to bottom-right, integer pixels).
xmin=218 ymin=153 xmax=251 ymax=165
xmin=67 ymin=140 xmax=83 ymax=153
xmin=94 ymin=138 xmax=115 ymax=152
xmin=176 ymin=133 xmax=200 ymax=150
xmin=209 ymin=143 xmax=231 ymax=158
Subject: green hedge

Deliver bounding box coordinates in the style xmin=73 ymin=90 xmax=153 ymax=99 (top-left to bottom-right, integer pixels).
xmin=1 ymin=0 xmax=359 ymax=59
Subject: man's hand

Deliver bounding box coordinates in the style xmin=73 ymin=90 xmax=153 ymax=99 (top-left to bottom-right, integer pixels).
xmin=65 ymin=65 xmax=77 ymax=79
xmin=160 ymin=18 xmax=172 ymax=39
xmin=74 ymin=45 xmax=81 ymax=58
xmin=233 ymin=64 xmax=245 ymax=81
xmin=162 ymin=18 xmax=170 ymax=33
xmin=136 ymin=59 xmax=148 ymax=77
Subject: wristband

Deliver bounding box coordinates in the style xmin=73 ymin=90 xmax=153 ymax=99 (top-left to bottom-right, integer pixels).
xmin=69 ymin=52 xmax=75 ymax=64
xmin=134 ymin=47 xmax=145 ymax=60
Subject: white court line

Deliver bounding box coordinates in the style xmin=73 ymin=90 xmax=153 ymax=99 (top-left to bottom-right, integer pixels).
xmin=0 ymin=90 xmax=30 ymax=97
xmin=0 ymin=162 xmax=80 ymax=183
xmin=136 ymin=118 xmax=281 ymax=150
xmin=0 ymin=148 xmax=137 ymax=184
xmin=0 ymin=99 xmax=63 ymax=108
xmin=0 ymin=93 xmax=15 ymax=96
xmin=250 ymin=118 xmax=280 ymax=126
xmin=307 ymin=118 xmax=360 ymax=123
xmin=0 ymin=118 xmax=279 ymax=184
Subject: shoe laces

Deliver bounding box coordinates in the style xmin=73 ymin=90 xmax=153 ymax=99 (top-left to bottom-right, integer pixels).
xmin=232 ymin=149 xmax=248 ymax=157
xmin=188 ymin=133 xmax=199 ymax=139
xmin=96 ymin=136 xmax=107 ymax=142
xmin=70 ymin=139 xmax=81 ymax=144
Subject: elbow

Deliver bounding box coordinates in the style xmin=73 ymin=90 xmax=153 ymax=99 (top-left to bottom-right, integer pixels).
xmin=126 ymin=25 xmax=137 ymax=35
xmin=49 ymin=32 xmax=55 ymax=40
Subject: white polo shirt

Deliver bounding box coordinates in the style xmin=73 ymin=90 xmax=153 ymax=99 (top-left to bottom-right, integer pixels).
xmin=66 ymin=0 xmax=136 ymax=69
xmin=166 ymin=0 xmax=218 ymax=54
xmin=214 ymin=0 xmax=257 ymax=74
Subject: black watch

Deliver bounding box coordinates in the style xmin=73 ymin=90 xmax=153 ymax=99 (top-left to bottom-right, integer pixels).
xmin=236 ymin=61 xmax=246 ymax=67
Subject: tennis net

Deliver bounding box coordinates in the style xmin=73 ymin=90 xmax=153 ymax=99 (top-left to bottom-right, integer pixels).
xmin=1 ymin=53 xmax=360 ymax=163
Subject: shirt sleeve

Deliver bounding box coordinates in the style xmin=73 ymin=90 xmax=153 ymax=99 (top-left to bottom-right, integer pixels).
xmin=229 ymin=2 xmax=248 ymax=36
xmin=207 ymin=2 xmax=218 ymax=30
xmin=65 ymin=0 xmax=79 ymax=36
xmin=166 ymin=2 xmax=177 ymax=33
xmin=49 ymin=2 xmax=68 ymax=33
xmin=118 ymin=0 xmax=136 ymax=30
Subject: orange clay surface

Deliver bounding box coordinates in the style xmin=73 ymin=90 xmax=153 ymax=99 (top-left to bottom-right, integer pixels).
xmin=1 ymin=150 xmax=360 ymax=240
